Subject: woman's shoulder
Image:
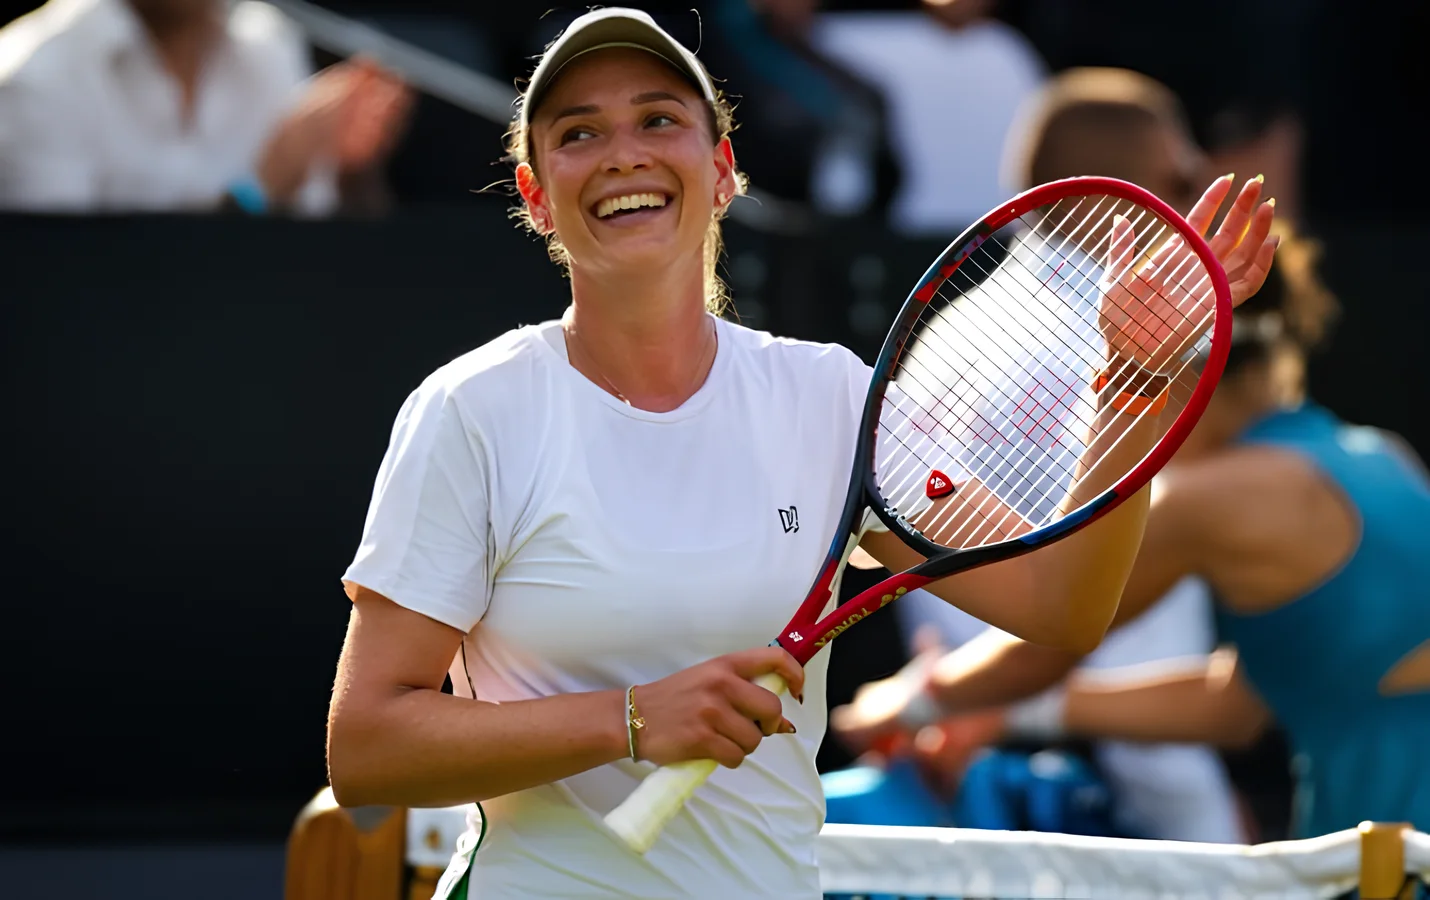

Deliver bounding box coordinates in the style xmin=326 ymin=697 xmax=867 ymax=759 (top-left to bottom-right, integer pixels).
xmin=1158 ymin=445 xmax=1333 ymax=525
xmin=394 ymin=322 xmax=563 ymax=434
xmin=721 ymin=318 xmax=870 ymax=382
xmin=417 ymin=321 xmax=562 ymax=396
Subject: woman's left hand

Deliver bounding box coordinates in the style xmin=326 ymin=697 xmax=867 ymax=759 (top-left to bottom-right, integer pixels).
xmin=1099 ymin=175 xmax=1279 ymax=372
xmin=1188 ymin=174 xmax=1280 ymax=307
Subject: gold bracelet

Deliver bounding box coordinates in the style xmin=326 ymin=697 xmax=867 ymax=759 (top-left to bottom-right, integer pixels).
xmin=625 ymin=684 xmax=646 ymax=761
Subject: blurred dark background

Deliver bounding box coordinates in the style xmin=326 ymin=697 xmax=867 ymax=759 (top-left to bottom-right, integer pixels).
xmin=0 ymin=0 xmax=1422 ymax=896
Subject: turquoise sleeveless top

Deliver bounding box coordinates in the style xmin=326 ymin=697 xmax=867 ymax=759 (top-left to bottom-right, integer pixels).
xmin=1216 ymin=403 xmax=1430 ymax=837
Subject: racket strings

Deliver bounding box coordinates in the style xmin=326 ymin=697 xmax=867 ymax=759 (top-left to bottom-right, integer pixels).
xmin=875 ymin=194 xmax=1219 ymax=549
xmin=878 ymin=198 xmax=1136 ymax=523
xmin=915 ymin=194 xmax=1218 ymax=540
xmin=911 ymin=202 xmax=1216 ymax=545
xmin=873 ymin=200 xmax=1134 ymax=509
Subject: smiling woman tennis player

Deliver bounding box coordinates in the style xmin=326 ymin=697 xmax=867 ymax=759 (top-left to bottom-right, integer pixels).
xmin=325 ymin=8 xmax=1277 ymax=898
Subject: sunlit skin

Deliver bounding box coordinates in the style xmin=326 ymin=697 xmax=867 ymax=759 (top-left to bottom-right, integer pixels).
xmin=516 ymin=49 xmax=737 ymax=410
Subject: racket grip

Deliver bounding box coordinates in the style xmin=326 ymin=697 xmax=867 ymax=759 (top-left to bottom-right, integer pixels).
xmin=605 ymin=672 xmax=789 ymax=854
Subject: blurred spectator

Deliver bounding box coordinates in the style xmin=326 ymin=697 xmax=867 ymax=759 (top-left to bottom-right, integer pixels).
xmin=696 ymin=0 xmax=902 ymax=218
xmin=1001 ymin=67 xmax=1205 ymax=210
xmin=811 ymin=2 xmax=1045 ymax=233
xmin=0 ymin=0 xmax=411 ymax=215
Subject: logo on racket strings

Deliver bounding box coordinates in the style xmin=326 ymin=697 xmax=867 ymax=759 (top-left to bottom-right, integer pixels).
xmin=926 ymin=470 xmax=956 ymax=499
xmin=778 ymin=506 xmax=799 ymax=533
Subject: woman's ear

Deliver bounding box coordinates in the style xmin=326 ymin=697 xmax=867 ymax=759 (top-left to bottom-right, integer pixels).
xmin=713 ymin=137 xmax=737 ymax=209
xmin=516 ymin=162 xmax=552 ymax=234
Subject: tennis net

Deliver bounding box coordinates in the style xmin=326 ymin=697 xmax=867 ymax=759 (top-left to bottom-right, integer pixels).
xmin=814 ymin=822 xmax=1430 ymax=899
xmin=289 ymin=792 xmax=1430 ymax=900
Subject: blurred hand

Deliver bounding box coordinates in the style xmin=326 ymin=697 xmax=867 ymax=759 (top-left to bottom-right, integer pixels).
xmin=632 ymin=647 xmax=803 ymax=769
xmin=257 ymin=59 xmax=413 ymax=207
xmin=830 ymin=638 xmax=944 ymax=756
xmin=1099 ymin=175 xmax=1279 ymax=372
xmin=334 ymin=58 xmax=413 ymax=173
xmin=911 ymin=708 xmax=1008 ymax=796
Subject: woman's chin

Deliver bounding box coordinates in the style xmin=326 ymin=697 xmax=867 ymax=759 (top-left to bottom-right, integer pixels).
xmin=587 ymin=232 xmax=699 ymax=275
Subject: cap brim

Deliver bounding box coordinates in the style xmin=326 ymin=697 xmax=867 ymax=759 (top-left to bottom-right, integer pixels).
xmin=520 ymin=8 xmax=715 ymax=129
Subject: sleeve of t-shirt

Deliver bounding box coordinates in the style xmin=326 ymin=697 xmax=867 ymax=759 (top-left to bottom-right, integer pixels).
xmin=342 ymin=384 xmax=494 ymax=633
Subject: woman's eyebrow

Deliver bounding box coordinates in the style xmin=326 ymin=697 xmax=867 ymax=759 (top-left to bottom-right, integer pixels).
xmin=550 ymin=104 xmax=599 ymax=124
xmin=631 ymin=91 xmax=687 ymax=107
xmin=547 ymin=92 xmax=685 ymax=125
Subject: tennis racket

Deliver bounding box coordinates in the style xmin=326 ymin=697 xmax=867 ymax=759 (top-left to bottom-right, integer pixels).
xmin=605 ymin=176 xmax=1233 ymax=853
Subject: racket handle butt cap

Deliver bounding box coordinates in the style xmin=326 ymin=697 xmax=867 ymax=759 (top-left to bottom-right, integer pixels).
xmin=604 ymin=673 xmax=790 ymax=853
xmin=605 ymin=758 xmax=719 ymax=853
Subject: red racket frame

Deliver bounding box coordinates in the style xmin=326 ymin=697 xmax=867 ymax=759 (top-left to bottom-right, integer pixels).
xmin=773 ymin=176 xmax=1233 ymax=667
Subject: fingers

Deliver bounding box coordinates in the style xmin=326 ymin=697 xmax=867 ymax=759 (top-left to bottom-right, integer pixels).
xmin=1227 ymin=235 xmax=1281 ymax=308
xmin=705 ymin=693 xmax=793 ymax=768
xmin=727 ymin=675 xmax=791 ymax=737
xmin=1101 ymin=213 xmax=1135 ymax=283
xmin=1221 ymin=197 xmax=1276 ymax=274
xmin=1207 ymin=177 xmax=1266 ymax=260
xmin=730 ymin=646 xmax=806 ymax=704
xmin=708 ymin=735 xmax=751 ymax=770
xmin=1184 ymin=174 xmax=1237 ymax=237
xmin=706 ymin=702 xmax=766 ymax=754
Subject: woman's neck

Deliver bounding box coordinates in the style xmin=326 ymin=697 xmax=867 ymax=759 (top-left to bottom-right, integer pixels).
xmin=564 ymin=263 xmax=717 ymax=413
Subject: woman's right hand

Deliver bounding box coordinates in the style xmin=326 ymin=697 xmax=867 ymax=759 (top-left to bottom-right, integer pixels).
xmin=632 ymin=647 xmax=805 ymax=769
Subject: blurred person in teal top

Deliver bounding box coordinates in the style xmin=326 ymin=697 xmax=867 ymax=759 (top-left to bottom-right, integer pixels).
xmin=834 ymin=225 xmax=1430 ymax=838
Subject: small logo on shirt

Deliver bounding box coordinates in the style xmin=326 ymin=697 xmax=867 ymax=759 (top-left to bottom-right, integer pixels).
xmin=778 ymin=506 xmax=800 ymax=534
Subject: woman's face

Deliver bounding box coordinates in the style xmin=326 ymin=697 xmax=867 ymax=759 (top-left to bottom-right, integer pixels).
xmin=519 ymin=48 xmax=736 ymax=282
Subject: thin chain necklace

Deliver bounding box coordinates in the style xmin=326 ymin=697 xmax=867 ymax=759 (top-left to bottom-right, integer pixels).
xmin=564 ymin=319 xmax=717 ymax=407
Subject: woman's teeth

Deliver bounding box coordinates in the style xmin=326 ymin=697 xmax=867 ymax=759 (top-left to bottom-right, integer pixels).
xmin=596 ymin=193 xmax=668 ymax=219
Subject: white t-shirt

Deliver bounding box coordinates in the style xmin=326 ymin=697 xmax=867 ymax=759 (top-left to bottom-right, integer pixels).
xmin=344 ymin=316 xmax=877 ymax=898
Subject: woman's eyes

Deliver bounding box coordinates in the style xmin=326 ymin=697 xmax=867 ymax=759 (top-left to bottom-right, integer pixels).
xmin=559 ymin=127 xmax=596 ymax=145
xmin=558 ymin=114 xmax=679 ymax=145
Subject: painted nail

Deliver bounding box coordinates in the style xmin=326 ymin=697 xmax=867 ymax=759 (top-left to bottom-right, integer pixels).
xmin=1254 ymin=174 xmax=1265 ymax=184
xmin=1266 ymin=197 xmax=1277 ymax=208
xmin=1223 ymin=173 xmax=1235 ymax=182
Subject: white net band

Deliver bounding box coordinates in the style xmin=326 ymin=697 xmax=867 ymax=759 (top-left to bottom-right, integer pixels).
xmin=405 ymin=806 xmax=1430 ymax=899
xmin=818 ymin=824 xmax=1428 ymax=899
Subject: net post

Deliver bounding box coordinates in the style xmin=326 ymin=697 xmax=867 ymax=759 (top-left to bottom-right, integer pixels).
xmin=1359 ymin=820 xmax=1412 ymax=899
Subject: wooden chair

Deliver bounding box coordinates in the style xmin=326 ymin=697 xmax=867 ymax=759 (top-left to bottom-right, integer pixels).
xmin=284 ymin=788 xmax=406 ymax=900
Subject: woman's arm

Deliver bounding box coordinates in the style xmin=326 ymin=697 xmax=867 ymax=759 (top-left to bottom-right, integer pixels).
xmin=862 ymin=404 xmax=1158 ymax=653
xmin=1059 ymin=648 xmax=1273 ymax=748
xmin=832 ymin=449 xmax=1317 ymax=751
xmin=328 ymin=588 xmax=803 ymax=809
xmin=329 ymin=587 xmax=622 ymax=808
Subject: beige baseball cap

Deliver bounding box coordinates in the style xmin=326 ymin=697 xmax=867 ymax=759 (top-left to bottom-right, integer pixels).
xmin=518 ymin=8 xmax=717 ymax=131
